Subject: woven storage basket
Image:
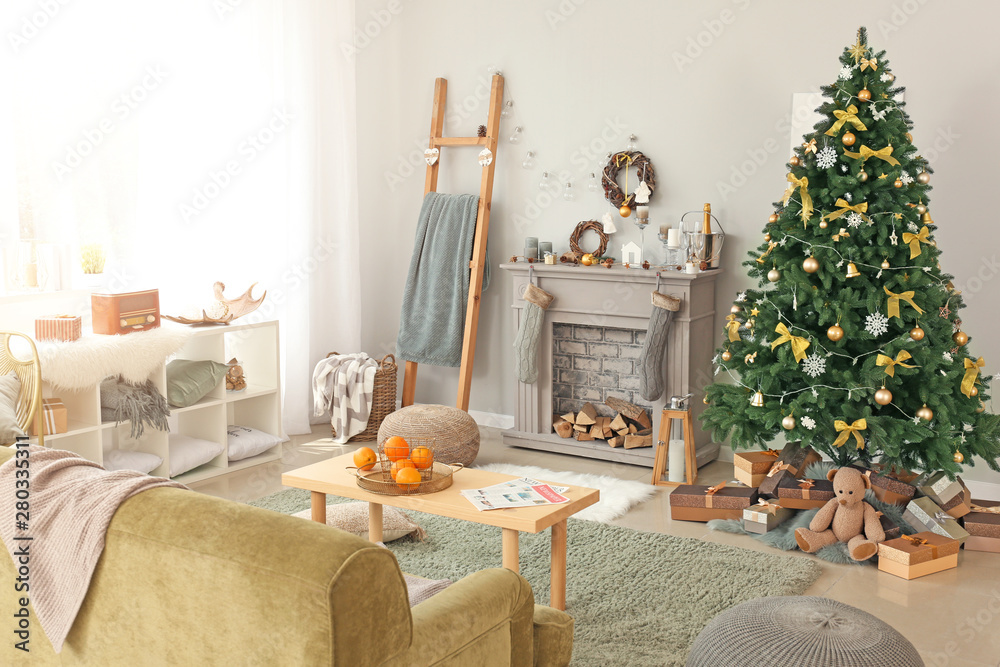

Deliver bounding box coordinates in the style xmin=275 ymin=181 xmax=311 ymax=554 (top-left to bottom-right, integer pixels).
xmin=377 ymin=404 xmax=480 ymax=467
xmin=328 ymin=352 xmax=398 ymax=442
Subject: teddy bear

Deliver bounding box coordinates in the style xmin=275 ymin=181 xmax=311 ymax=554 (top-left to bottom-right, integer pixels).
xmin=794 ymin=467 xmax=886 ymax=561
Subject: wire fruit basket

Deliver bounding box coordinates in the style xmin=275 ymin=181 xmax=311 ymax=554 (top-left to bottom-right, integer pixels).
xmin=352 ymin=436 xmax=463 ymax=496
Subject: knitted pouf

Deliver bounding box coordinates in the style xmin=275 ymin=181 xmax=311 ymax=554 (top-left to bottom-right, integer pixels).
xmin=686 ymin=596 xmax=922 ymax=667
xmin=377 ymin=404 xmax=480 ymax=467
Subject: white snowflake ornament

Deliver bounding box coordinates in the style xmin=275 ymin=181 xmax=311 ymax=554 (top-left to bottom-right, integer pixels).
xmin=803 ymin=353 xmax=827 ymax=378
xmin=907 ymin=222 xmax=919 ymax=232
xmin=880 ymin=72 xmax=893 ymax=82
xmin=841 ymin=164 xmax=848 ymax=173
xmin=943 ymin=352 xmax=953 ymax=362
xmin=816 ymin=147 xmax=837 ymax=169
xmin=839 ymin=66 xmax=853 ymax=80
xmin=846 ymin=212 xmax=864 ymax=228
xmin=900 ymin=171 xmax=914 ymax=185
xmin=801 ymin=416 xmax=817 ymax=430
xmin=872 ymin=106 xmax=888 ymax=122
xmin=844 ymin=192 xmax=853 ymax=202
xmin=736 ymin=291 xmax=747 ymax=302
xmin=865 ymin=312 xmax=889 ymax=337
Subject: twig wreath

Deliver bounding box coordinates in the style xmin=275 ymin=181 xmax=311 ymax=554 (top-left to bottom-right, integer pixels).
xmin=602 ymin=151 xmax=656 ymax=209
xmin=569 ymin=220 xmax=609 ymax=258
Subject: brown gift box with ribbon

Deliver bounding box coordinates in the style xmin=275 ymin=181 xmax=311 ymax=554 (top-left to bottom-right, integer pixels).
xmin=743 ymin=500 xmax=793 ymax=534
xmin=918 ymin=472 xmax=967 ymax=507
xmin=963 ymin=500 xmax=1000 ymax=553
xmin=878 ymin=512 xmax=902 ymax=541
xmin=28 ymin=398 xmax=68 ymax=436
xmin=938 ymin=484 xmax=972 ymax=519
xmin=903 ymin=496 xmax=969 ymax=545
xmin=758 ymin=441 xmax=822 ymax=497
xmin=670 ymin=483 xmax=759 ymax=522
xmin=877 ymin=531 xmax=960 ymax=580
xmin=733 ymin=449 xmax=781 ymax=488
xmin=775 ymin=477 xmax=835 ymax=510
xmin=847 ymin=464 xmax=917 ymax=506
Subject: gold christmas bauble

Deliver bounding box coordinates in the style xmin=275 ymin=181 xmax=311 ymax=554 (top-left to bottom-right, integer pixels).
xmin=916 ymin=404 xmax=934 ymax=421
xmin=803 ymin=256 xmax=820 ymax=273
xmin=619 ymin=204 xmax=632 ymax=217
xmin=971 ymin=386 xmax=980 ymax=397
xmin=881 ymin=259 xmax=890 ymax=269
xmin=916 ymin=204 xmax=927 ymax=214
xmin=953 ymin=451 xmax=964 ymax=464
xmin=977 ymin=400 xmax=986 ymax=414
xmin=782 ymin=415 xmax=796 ymax=430
xmin=875 ymin=387 xmax=893 ymax=406
xmin=886 ymin=72 xmax=895 ymax=83
xmin=909 ymin=326 xmax=925 ymax=341
xmin=916 ymin=171 xmax=930 ymax=184
xmin=789 ymin=156 xmax=801 ymax=167
xmin=842 ymin=132 xmax=857 ymax=147
xmin=859 ymin=171 xmax=869 ymax=182
xmin=769 ymin=214 xmax=779 ymax=223
xmin=858 ymin=88 xmax=872 ymax=102
xmin=767 ymin=268 xmax=781 ymax=282
xmin=721 ymin=350 xmax=733 ymax=362
xmin=731 ymin=305 xmax=742 ymax=314
xmin=906 ymin=132 xmax=913 ymax=142
xmin=893 ymin=179 xmax=903 ymax=188
xmin=819 ymin=220 xmax=828 ymax=229
xmin=827 ymin=324 xmax=844 ymax=342
xmin=953 ymin=331 xmax=969 ymax=346
xmin=703 ymin=395 xmax=710 ymax=405
xmin=581 ymin=253 xmax=594 ymax=266
xmin=764 ymin=233 xmax=772 ymax=242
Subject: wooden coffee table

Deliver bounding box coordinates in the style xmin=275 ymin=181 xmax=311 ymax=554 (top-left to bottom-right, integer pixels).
xmin=282 ymin=453 xmax=600 ymax=610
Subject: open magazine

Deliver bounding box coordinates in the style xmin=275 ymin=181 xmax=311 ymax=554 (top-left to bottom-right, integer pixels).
xmin=461 ymin=477 xmax=570 ymax=511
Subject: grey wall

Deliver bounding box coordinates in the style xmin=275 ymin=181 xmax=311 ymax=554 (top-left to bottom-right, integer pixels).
xmin=354 ymin=0 xmax=1000 ymax=484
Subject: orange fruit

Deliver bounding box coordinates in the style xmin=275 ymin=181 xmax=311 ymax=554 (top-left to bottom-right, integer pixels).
xmin=383 ymin=436 xmax=409 ymax=462
xmin=352 ymin=446 xmax=377 ymax=471
xmin=395 ymin=466 xmax=421 ymax=491
xmin=410 ymin=446 xmax=434 ymax=470
xmin=391 ymin=458 xmax=416 ymax=481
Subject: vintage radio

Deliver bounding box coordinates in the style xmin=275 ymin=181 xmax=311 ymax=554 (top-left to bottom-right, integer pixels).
xmin=92 ymin=289 xmax=161 ymax=335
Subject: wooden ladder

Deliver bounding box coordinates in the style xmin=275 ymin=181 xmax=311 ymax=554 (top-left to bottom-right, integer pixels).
xmin=400 ymin=74 xmax=505 ymax=412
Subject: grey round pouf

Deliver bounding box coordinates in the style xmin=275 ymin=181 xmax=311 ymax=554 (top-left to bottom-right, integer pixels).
xmin=686 ymin=596 xmax=922 ymax=667
xmin=377 ymin=404 xmax=480 ymax=467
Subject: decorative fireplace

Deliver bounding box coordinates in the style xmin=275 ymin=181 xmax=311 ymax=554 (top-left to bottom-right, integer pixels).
xmin=500 ymin=262 xmax=722 ymax=468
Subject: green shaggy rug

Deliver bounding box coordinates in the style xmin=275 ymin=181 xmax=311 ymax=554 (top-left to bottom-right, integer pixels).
xmin=250 ymin=489 xmax=822 ymax=667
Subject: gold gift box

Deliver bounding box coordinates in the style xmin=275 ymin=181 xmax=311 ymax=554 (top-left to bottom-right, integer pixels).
xmin=877 ymin=531 xmax=960 ymax=580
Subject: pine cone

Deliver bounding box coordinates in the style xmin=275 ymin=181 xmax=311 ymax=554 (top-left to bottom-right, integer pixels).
xmin=478 ymin=125 xmax=487 ymax=137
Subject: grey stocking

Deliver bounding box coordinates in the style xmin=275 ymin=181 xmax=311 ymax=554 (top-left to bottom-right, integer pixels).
xmin=638 ymin=291 xmax=681 ymax=402
xmin=514 ymin=283 xmax=554 ymax=384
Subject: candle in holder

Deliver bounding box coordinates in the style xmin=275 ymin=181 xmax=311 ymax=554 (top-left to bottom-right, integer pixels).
xmin=636 ymin=205 xmax=649 ymax=220
xmin=667 ymin=228 xmax=680 ymax=248
xmin=539 ymin=241 xmax=552 ymax=257
xmin=685 ymin=261 xmax=698 ymax=274
xmin=525 ymin=237 xmax=538 ymax=248
xmin=524 ymin=246 xmax=538 ymax=259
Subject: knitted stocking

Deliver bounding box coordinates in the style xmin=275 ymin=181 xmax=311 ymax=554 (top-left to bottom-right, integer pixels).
xmin=514 ymin=283 xmax=554 ymax=384
xmin=638 ymin=291 xmax=681 ymax=402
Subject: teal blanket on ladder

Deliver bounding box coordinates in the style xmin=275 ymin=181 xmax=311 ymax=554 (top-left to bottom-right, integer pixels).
xmin=396 ymin=192 xmax=490 ymax=367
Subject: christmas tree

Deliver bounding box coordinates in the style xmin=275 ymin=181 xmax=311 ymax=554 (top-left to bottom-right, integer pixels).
xmin=702 ymin=27 xmax=1000 ymax=475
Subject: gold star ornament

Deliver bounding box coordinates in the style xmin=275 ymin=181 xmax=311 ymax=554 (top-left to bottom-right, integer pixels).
xmin=848 ymin=33 xmax=867 ymax=63
xmin=750 ymin=307 xmax=760 ymax=317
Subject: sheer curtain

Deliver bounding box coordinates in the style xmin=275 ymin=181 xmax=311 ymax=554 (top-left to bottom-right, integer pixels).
xmin=0 ymin=0 xmax=361 ymax=434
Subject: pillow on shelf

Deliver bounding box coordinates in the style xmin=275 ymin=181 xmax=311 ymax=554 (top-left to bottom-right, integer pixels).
xmin=292 ymin=501 xmax=426 ymax=543
xmin=165 ymin=359 xmax=229 ymax=408
xmin=103 ymin=449 xmax=163 ymax=475
xmin=0 ymin=372 xmax=25 ymax=445
xmin=227 ymin=425 xmax=282 ymax=461
xmin=168 ymin=434 xmax=225 ymax=477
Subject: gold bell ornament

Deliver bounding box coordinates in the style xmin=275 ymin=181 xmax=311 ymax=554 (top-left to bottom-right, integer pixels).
xmin=921 ymin=211 xmax=934 ymax=225
xmin=846 ymin=262 xmax=861 ymax=278
xmin=750 ymin=391 xmax=765 ymax=407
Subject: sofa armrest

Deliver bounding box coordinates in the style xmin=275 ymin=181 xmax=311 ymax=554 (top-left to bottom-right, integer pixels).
xmin=532 ymin=604 xmax=574 ymax=667
xmin=383 ymin=568 xmax=535 ymax=667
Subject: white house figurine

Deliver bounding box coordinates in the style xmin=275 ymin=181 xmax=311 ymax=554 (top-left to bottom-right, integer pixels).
xmin=621 ymin=241 xmax=642 ymax=265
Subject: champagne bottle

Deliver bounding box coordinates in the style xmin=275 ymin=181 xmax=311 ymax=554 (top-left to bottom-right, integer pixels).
xmin=702 ymin=203 xmax=713 ymax=234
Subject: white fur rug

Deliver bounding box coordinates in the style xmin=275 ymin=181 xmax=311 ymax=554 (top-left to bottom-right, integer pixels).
xmin=474 ymin=463 xmax=657 ymax=523
xmin=37 ymin=328 xmax=192 ymax=390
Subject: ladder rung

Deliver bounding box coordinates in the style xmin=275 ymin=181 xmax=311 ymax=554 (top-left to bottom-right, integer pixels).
xmin=432 ymin=136 xmax=488 ymax=147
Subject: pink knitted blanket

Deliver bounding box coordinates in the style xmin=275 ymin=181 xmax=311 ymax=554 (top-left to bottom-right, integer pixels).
xmin=0 ymin=445 xmax=185 ymax=652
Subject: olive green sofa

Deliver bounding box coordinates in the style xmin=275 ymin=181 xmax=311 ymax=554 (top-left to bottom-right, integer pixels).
xmin=0 ymin=448 xmax=573 ymax=666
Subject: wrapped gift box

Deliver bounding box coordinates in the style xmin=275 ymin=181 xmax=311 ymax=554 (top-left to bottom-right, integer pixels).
xmin=34 ymin=315 xmax=83 ymax=342
xmin=877 ymin=512 xmax=903 ymax=541
xmin=848 ymin=464 xmax=917 ymax=505
xmin=758 ymin=441 xmax=823 ymax=497
xmin=743 ymin=500 xmax=794 ymax=534
xmin=877 ymin=531 xmax=960 ymax=580
xmin=903 ymin=496 xmax=969 ymax=544
xmin=962 ymin=500 xmax=1000 ymax=553
xmin=938 ymin=483 xmax=972 ymax=519
xmin=733 ymin=449 xmax=781 ymax=488
xmin=918 ymin=472 xmax=967 ymax=507
xmin=28 ymin=398 xmax=68 ymax=436
xmin=776 ymin=477 xmax=835 ymax=510
xmin=872 ymin=463 xmax=922 ymax=485
xmin=670 ymin=483 xmax=759 ymax=522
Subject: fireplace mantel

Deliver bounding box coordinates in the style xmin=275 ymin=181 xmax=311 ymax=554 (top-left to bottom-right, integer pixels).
xmin=500 ymin=262 xmax=722 ymax=468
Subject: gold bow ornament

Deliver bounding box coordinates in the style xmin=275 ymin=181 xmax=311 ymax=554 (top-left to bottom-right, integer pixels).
xmin=802 ymin=138 xmax=818 ymax=154
xmin=756 ymin=241 xmax=777 ymax=264
xmin=833 ymin=418 xmax=867 ymax=449
xmin=843 ymin=144 xmax=900 ymax=166
xmin=763 ymin=449 xmax=781 ymax=458
xmin=876 ymin=350 xmax=917 ymax=377
xmin=725 ymin=314 xmax=741 ymax=342
xmin=962 ymin=357 xmax=985 ymax=398
xmin=883 ymin=285 xmax=924 ymax=320
xmin=781 ymin=174 xmax=814 ymax=224
xmin=831 ymin=228 xmax=850 ymax=242
xmin=704 ymin=482 xmax=727 ymax=509
xmin=825 ymin=104 xmax=868 ymax=136
xmin=859 ymin=56 xmax=878 ymax=72
xmin=824 ymin=198 xmax=871 ymax=224
xmin=902 ymin=226 xmax=931 ymax=259
xmin=771 ymin=323 xmax=810 ymax=363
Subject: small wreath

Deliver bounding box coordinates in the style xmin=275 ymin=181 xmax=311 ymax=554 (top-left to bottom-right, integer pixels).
xmin=602 ymin=151 xmax=656 ymax=209
xmin=569 ymin=220 xmax=609 ymax=258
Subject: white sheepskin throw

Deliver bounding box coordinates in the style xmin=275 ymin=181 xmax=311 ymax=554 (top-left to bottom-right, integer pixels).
xmin=37 ymin=328 xmax=192 ymax=391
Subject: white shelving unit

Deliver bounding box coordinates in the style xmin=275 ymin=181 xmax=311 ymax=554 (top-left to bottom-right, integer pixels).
xmin=33 ymin=320 xmax=283 ymax=483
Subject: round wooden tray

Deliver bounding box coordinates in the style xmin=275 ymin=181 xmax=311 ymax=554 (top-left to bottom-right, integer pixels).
xmin=354 ymin=461 xmax=463 ymax=496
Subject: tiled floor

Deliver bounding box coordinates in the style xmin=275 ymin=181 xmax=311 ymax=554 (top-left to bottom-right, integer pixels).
xmin=190 ymin=425 xmax=1000 ymax=667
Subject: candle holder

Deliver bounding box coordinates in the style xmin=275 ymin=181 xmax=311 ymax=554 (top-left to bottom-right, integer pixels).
xmin=658 ymin=231 xmax=682 ymax=270
xmin=634 ymin=215 xmax=649 ymax=263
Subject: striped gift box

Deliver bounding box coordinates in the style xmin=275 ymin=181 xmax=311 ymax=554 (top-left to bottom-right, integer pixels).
xmin=29 ymin=398 xmax=68 ymax=436
xmin=35 ymin=315 xmax=82 ymax=342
